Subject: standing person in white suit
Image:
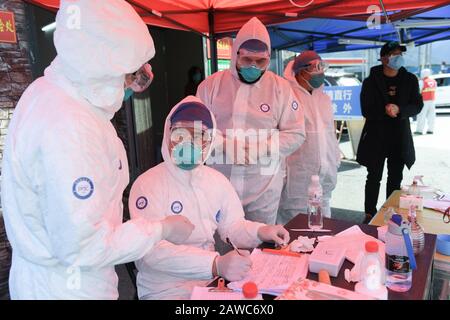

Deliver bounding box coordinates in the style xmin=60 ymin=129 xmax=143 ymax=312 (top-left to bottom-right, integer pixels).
xmin=197 ymin=17 xmax=305 ymax=225
xmin=129 ymin=96 xmax=290 ymax=300
xmin=278 ymin=51 xmax=341 ymax=225
xmin=1 ymin=0 xmax=194 ymax=300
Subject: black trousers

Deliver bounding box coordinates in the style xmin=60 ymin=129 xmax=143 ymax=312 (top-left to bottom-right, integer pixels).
xmin=364 ymin=147 xmax=405 ymax=216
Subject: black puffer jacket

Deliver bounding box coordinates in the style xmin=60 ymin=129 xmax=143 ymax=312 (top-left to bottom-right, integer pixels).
xmin=357 ymin=65 xmax=423 ymax=169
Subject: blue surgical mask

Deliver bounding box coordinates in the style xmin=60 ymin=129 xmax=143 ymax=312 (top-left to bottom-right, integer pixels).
xmin=123 ymin=88 xmax=134 ymax=101
xmin=238 ymin=66 xmax=263 ymax=83
xmin=171 ymin=141 xmax=203 ymax=171
xmin=308 ymin=73 xmax=325 ymax=89
xmin=300 ymin=72 xmax=325 ymax=90
xmin=388 ymin=55 xmax=405 ymax=70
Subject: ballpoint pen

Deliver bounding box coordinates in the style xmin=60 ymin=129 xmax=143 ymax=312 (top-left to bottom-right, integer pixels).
xmin=290 ymin=228 xmax=332 ymax=233
xmin=226 ymin=237 xmax=243 ymax=256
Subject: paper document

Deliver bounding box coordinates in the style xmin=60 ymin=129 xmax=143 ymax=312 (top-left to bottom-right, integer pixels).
xmin=424 ymin=198 xmax=450 ymax=213
xmin=317 ymin=225 xmax=385 ymax=264
xmin=190 ymin=286 xmax=247 ymax=300
xmin=276 ymin=278 xmax=374 ymax=300
xmin=228 ymin=249 xmax=309 ymax=295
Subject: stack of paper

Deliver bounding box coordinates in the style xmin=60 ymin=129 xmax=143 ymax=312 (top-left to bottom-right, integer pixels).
xmin=317 ymin=225 xmax=385 ymax=264
xmin=423 ymin=193 xmax=450 ymax=213
xmin=276 ymin=278 xmax=375 ymax=300
xmin=190 ymin=286 xmax=259 ymax=300
xmin=227 ymin=249 xmax=309 ymax=296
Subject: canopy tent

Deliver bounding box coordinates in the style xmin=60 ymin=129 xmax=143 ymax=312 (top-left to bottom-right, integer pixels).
xmin=266 ymin=5 xmax=450 ymax=53
xmin=26 ymin=0 xmax=450 ymax=34
xmin=26 ymin=0 xmax=450 ymax=70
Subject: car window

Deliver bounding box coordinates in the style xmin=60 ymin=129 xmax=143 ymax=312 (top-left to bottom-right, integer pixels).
xmin=337 ymin=77 xmax=360 ymax=86
xmin=435 ymin=77 xmax=450 ymax=87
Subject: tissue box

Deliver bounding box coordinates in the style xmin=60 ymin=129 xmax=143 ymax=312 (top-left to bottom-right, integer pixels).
xmin=399 ymin=194 xmax=423 ymax=211
xmin=309 ymin=242 xmax=346 ymax=277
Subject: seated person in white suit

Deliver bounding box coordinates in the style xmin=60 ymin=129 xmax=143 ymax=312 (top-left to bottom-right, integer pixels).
xmin=129 ymin=96 xmax=290 ymax=300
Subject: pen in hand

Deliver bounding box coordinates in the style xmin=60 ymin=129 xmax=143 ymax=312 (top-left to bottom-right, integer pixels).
xmin=226 ymin=237 xmax=243 ymax=256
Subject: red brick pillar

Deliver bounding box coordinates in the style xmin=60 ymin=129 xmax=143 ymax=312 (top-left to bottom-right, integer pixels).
xmin=0 ymin=0 xmax=33 ymax=300
xmin=0 ymin=0 xmax=33 ymax=167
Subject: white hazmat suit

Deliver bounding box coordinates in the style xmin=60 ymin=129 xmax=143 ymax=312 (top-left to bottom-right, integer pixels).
xmin=129 ymin=96 xmax=266 ymax=300
xmin=1 ymin=0 xmax=165 ymax=299
xmin=278 ymin=61 xmax=341 ymax=224
xmin=197 ymin=17 xmax=305 ymax=225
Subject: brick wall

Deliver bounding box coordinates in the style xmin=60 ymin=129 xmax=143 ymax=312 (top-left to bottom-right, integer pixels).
xmin=0 ymin=0 xmax=33 ymax=171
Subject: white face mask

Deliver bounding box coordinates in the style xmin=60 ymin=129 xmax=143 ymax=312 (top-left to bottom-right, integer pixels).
xmin=79 ymin=75 xmax=125 ymax=114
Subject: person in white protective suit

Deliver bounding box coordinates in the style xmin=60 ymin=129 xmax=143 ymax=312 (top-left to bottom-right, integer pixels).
xmin=129 ymin=96 xmax=291 ymax=300
xmin=0 ymin=0 xmax=194 ymax=300
xmin=196 ymin=17 xmax=305 ymax=225
xmin=277 ymin=51 xmax=341 ymax=224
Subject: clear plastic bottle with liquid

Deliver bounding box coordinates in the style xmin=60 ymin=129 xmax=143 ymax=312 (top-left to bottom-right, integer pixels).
xmin=355 ymin=241 xmax=388 ymax=299
xmin=408 ymin=180 xmax=420 ymax=196
xmin=384 ymin=207 xmax=396 ymax=224
xmin=385 ymin=214 xmax=415 ymax=292
xmin=409 ymin=205 xmax=425 ymax=255
xmin=307 ymin=175 xmax=323 ymax=230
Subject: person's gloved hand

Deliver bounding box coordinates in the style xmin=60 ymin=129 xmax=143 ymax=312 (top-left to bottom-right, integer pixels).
xmin=161 ymin=215 xmax=195 ymax=244
xmin=215 ymin=250 xmax=252 ymax=282
xmin=257 ymin=225 xmax=290 ymax=246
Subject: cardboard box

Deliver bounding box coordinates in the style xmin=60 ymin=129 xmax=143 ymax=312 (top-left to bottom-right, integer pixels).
xmin=308 ymin=242 xmax=346 ymax=277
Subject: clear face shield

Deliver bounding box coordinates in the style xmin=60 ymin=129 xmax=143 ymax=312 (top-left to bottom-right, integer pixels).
xmin=236 ymin=48 xmax=271 ymax=70
xmin=125 ymin=63 xmax=154 ymax=93
xmin=169 ymin=121 xmax=213 ymax=170
xmin=300 ymin=59 xmax=329 ymax=75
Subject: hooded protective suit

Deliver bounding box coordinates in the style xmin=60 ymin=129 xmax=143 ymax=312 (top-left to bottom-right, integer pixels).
xmin=278 ymin=61 xmax=340 ymax=224
xmin=1 ymin=0 xmax=162 ymax=299
xmin=129 ymin=96 xmax=265 ymax=300
xmin=196 ymin=17 xmax=305 ymax=225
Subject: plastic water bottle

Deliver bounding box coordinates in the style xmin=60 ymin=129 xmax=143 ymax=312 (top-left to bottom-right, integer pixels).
xmin=408 ymin=180 xmax=420 ymax=196
xmin=307 ymin=175 xmax=323 ymax=230
xmin=409 ymin=205 xmax=425 ymax=255
xmin=355 ymin=241 xmax=388 ymax=299
xmin=385 ymin=214 xmax=416 ymax=292
xmin=384 ymin=207 xmax=396 ymax=224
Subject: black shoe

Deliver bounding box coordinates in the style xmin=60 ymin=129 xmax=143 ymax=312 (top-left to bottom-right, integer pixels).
xmin=426 ymin=131 xmax=434 ymax=134
xmin=414 ymin=131 xmax=422 ymax=135
xmin=363 ymin=213 xmax=373 ymax=224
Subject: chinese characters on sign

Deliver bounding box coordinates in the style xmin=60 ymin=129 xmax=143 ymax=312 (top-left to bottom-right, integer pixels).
xmin=0 ymin=11 xmax=17 ymax=44
xmin=207 ymin=37 xmax=233 ymax=60
xmin=324 ymin=86 xmax=363 ymax=120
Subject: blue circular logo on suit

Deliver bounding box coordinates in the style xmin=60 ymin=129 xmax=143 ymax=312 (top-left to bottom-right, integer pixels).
xmin=292 ymin=101 xmax=299 ymax=111
xmin=215 ymin=210 xmax=222 ymax=223
xmin=171 ymin=201 xmax=183 ymax=214
xmin=72 ymin=177 xmax=94 ymax=200
xmin=136 ymin=196 xmax=148 ymax=210
xmin=260 ymin=104 xmax=271 ymax=113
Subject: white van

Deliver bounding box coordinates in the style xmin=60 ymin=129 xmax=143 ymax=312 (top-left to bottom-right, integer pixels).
xmin=430 ymin=73 xmax=450 ymax=114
